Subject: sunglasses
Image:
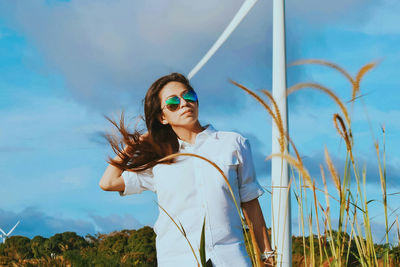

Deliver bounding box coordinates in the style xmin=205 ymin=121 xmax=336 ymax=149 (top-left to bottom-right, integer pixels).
xmin=163 ymin=90 xmax=198 ymax=111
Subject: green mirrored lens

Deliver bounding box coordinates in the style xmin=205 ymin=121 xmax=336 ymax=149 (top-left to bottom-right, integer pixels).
xmin=165 ymin=96 xmax=180 ymax=105
xmin=182 ymin=90 xmax=198 ymax=102
xmin=165 ymin=96 xmax=180 ymax=111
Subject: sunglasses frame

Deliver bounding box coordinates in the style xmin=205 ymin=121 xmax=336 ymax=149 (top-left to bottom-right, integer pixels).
xmin=162 ymin=90 xmax=198 ymax=112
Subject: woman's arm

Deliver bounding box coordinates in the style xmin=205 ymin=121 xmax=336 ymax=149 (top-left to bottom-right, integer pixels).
xmin=99 ymin=154 xmax=125 ymax=192
xmin=241 ymin=198 xmax=273 ymax=264
xmin=100 ymin=133 xmax=149 ymax=192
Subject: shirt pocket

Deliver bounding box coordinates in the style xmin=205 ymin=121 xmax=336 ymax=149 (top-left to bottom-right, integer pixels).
xmin=215 ymin=155 xmax=240 ymax=191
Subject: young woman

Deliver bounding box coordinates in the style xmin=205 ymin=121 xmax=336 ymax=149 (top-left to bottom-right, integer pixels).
xmin=99 ymin=73 xmax=273 ymax=266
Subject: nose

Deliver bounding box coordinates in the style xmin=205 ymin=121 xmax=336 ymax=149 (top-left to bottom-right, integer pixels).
xmin=179 ymin=97 xmax=189 ymax=108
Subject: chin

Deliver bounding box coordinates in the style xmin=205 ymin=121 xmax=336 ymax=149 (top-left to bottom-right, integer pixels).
xmin=176 ymin=117 xmax=198 ymax=127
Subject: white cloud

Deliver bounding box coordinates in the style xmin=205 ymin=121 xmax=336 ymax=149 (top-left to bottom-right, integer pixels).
xmin=0 ymin=0 xmax=380 ymax=110
xmin=0 ymin=0 xmax=247 ymax=109
xmin=58 ymin=167 xmax=91 ymax=188
xmin=0 ymin=207 xmax=95 ymax=238
xmin=0 ymin=92 xmax=106 ymax=149
xmin=287 ymin=0 xmax=376 ymax=24
xmin=0 ymin=207 xmax=146 ymax=238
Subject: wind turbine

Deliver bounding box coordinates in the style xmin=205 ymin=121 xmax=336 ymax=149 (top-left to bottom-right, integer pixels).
xmin=0 ymin=221 xmax=20 ymax=244
xmin=188 ymin=0 xmax=291 ymax=266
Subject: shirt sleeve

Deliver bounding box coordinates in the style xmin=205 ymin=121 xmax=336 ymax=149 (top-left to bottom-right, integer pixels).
xmin=119 ymin=168 xmax=156 ymax=196
xmin=237 ymin=136 xmax=265 ymax=202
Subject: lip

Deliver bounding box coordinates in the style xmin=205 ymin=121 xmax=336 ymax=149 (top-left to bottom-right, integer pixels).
xmin=180 ymin=109 xmax=193 ymax=116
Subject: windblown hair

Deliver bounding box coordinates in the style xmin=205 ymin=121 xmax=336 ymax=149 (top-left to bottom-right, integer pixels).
xmin=105 ymin=73 xmax=195 ymax=172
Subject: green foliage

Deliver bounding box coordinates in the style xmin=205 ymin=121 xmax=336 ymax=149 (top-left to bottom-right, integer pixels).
xmin=1 ymin=235 xmax=33 ymax=261
xmin=46 ymin=232 xmax=63 ymax=255
xmin=126 ymin=226 xmax=156 ymax=264
xmin=63 ymin=249 xmax=89 ymax=266
xmin=0 ymin=226 xmax=398 ymax=266
xmin=291 ymin=232 xmax=360 ymax=266
xmin=391 ymin=245 xmax=400 ymax=264
xmin=199 ymin=216 xmax=207 ymax=267
xmin=30 ymin=235 xmax=48 ymax=259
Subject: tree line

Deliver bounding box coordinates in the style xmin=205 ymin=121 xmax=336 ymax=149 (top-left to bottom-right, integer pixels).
xmin=0 ymin=226 xmax=156 ymax=266
xmin=0 ymin=226 xmax=399 ymax=266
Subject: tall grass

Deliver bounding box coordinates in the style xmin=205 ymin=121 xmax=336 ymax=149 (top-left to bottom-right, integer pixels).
xmin=152 ymin=59 xmax=398 ymax=266
xmin=231 ymin=59 xmax=397 ymax=266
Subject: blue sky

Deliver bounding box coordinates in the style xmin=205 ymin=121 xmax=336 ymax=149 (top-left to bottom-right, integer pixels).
xmin=0 ymin=0 xmax=399 ymax=244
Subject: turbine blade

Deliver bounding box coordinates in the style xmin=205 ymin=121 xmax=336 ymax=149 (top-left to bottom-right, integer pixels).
xmin=0 ymin=228 xmax=6 ymax=235
xmin=187 ymin=0 xmax=258 ymax=80
xmin=6 ymin=221 xmax=20 ymax=236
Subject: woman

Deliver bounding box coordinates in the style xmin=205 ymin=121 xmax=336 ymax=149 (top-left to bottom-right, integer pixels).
xmin=99 ymin=73 xmax=273 ymax=266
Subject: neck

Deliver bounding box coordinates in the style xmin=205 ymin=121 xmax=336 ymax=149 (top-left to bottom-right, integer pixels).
xmin=171 ymin=121 xmax=204 ymax=144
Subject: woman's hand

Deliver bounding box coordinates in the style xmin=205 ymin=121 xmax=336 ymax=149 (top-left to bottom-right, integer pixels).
xmin=99 ymin=152 xmax=125 ymax=192
xmin=139 ymin=132 xmax=149 ymax=142
xmin=260 ymin=250 xmax=275 ymax=267
xmin=262 ymin=255 xmax=274 ymax=267
xmin=99 ymin=132 xmax=148 ymax=192
xmin=99 ymin=144 xmax=129 ymax=192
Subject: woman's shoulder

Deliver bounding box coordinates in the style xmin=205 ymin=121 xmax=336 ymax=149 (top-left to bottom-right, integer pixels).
xmin=214 ymin=130 xmax=247 ymax=144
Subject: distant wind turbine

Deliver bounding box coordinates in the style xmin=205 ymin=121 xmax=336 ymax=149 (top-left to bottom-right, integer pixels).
xmin=0 ymin=221 xmax=20 ymax=243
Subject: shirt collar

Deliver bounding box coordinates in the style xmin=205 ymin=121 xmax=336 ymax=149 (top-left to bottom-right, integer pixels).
xmin=177 ymin=124 xmax=217 ymax=150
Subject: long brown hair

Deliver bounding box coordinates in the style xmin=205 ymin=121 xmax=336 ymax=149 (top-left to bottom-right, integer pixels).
xmin=105 ymin=73 xmax=196 ymax=172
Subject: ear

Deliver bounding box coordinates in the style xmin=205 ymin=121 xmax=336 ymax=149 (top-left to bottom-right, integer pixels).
xmin=159 ymin=113 xmax=168 ymax=125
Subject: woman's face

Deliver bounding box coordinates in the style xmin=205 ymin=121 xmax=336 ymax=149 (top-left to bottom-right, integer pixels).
xmin=158 ymin=81 xmax=199 ymax=128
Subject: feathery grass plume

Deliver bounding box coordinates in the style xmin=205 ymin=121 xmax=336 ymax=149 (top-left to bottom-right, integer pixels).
xmin=266 ymin=153 xmax=312 ymax=188
xmin=324 ymin=148 xmax=341 ymax=196
xmin=260 ymin=89 xmax=304 ymax=166
xmin=352 ymin=61 xmax=379 ymax=100
xmin=333 ymin=114 xmax=353 ymax=155
xmin=157 ymin=152 xmax=257 ymax=265
xmin=289 ymin=59 xmax=354 ymax=85
xmin=230 ymin=80 xmax=286 ymax=153
xmin=259 ymin=89 xmax=286 ymax=150
xmin=229 ymin=80 xmax=277 ymax=122
xmin=155 ymin=202 xmax=201 ymax=267
xmin=287 ymin=82 xmax=351 ymax=127
xmin=289 ymin=59 xmax=378 ymax=103
xmin=259 ymin=88 xmax=307 ymax=167
xmin=285 ymin=59 xmax=398 ymax=266
xmin=229 ymin=60 xmax=398 ymax=266
xmin=285 ymin=136 xmax=303 ymax=166
xmin=260 ymin=89 xmax=282 ymax=129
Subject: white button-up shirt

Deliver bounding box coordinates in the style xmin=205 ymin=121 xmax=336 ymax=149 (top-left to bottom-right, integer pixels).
xmin=120 ymin=125 xmax=264 ymax=266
